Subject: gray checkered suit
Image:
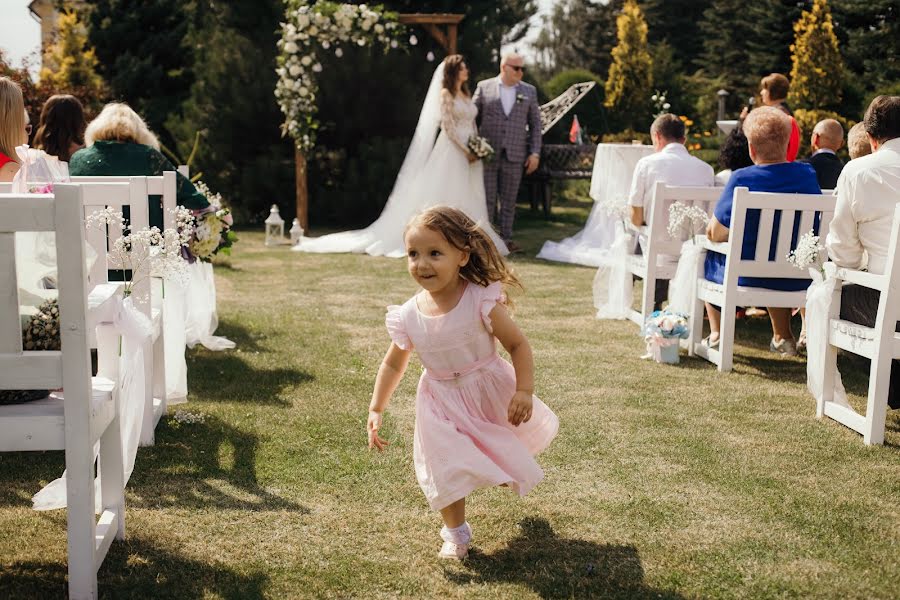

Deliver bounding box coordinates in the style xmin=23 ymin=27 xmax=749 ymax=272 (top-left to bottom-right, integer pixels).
xmin=473 ymin=77 xmax=542 ymax=242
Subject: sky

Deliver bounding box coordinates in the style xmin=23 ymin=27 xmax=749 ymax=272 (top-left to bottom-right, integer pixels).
xmin=0 ymin=0 xmax=42 ymax=77
xmin=0 ymin=0 xmax=558 ymax=79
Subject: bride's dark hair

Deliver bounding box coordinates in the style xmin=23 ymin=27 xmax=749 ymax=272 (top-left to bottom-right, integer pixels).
xmin=442 ymin=54 xmax=470 ymax=97
xmin=406 ymin=206 xmax=522 ymax=305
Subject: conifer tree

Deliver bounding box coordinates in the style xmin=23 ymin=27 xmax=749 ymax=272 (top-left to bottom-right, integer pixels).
xmin=604 ymin=0 xmax=652 ymax=129
xmin=39 ymin=10 xmax=105 ymax=102
xmin=788 ymin=0 xmax=843 ymax=110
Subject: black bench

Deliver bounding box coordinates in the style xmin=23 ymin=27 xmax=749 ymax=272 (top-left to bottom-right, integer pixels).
xmin=523 ymin=143 xmax=597 ymax=218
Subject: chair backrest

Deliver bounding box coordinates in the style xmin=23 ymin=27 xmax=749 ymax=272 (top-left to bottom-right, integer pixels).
xmin=0 ymin=186 xmax=91 ymax=395
xmin=646 ymin=183 xmax=721 ymax=256
xmin=76 ymin=180 xmax=152 ymax=317
xmin=71 ymin=172 xmax=178 ymax=229
xmin=874 ymin=204 xmax=900 ymax=335
xmin=725 ymin=186 xmax=837 ymax=282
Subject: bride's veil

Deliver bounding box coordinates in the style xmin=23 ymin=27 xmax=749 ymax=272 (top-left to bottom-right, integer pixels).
xmin=294 ymin=63 xmax=446 ymax=257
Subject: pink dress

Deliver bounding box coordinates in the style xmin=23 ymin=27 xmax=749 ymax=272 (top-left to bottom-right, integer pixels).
xmin=386 ymin=281 xmax=559 ymax=511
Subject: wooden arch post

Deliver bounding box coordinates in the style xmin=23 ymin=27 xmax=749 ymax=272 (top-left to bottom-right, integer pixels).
xmin=294 ymin=13 xmax=464 ymax=229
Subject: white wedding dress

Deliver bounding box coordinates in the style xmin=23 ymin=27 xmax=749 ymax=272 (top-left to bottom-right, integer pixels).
xmin=293 ymin=64 xmax=507 ymax=257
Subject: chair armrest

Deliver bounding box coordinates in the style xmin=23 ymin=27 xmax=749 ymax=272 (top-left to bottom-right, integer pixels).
xmin=833 ymin=268 xmax=884 ymax=291
xmin=697 ymin=236 xmax=729 ymax=254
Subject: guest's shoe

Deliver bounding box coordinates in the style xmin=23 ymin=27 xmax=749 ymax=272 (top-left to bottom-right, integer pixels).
xmin=745 ymin=307 xmax=768 ymax=318
xmin=438 ymin=540 xmax=469 ymax=560
xmin=701 ymin=334 xmax=720 ymax=350
xmin=797 ymin=332 xmax=807 ymax=353
xmin=769 ymin=337 xmax=798 ymax=357
xmin=506 ymin=241 xmax=523 ymax=254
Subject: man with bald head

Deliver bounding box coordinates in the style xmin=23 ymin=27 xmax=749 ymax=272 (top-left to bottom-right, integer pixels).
xmin=800 ymin=118 xmax=845 ymax=189
xmin=473 ymin=52 xmax=543 ymax=252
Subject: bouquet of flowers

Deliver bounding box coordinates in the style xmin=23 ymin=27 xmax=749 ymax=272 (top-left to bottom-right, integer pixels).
xmin=467 ymin=135 xmax=495 ymax=162
xmin=641 ymin=309 xmax=689 ymax=364
xmin=667 ymin=201 xmax=709 ymax=243
xmin=787 ymin=229 xmax=825 ymax=276
xmin=184 ymin=182 xmax=238 ymax=263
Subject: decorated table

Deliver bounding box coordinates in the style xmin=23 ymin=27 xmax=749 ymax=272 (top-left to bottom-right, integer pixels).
xmin=537 ymin=143 xmax=654 ymax=267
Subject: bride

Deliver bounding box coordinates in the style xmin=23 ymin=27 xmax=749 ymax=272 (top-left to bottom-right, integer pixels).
xmin=293 ymin=55 xmax=508 ymax=257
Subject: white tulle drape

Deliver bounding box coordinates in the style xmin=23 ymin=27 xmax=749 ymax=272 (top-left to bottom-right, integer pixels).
xmin=184 ymin=261 xmax=235 ymax=351
xmin=666 ymin=241 xmax=706 ymax=315
xmin=592 ymin=223 xmax=633 ymax=319
xmin=805 ymin=264 xmax=849 ymax=407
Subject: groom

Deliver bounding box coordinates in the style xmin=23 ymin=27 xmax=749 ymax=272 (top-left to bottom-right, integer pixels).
xmin=473 ymin=52 xmax=543 ymax=252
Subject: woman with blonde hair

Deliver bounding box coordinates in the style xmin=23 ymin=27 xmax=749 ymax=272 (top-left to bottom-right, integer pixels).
xmin=0 ymin=76 xmax=28 ymax=182
xmin=69 ymin=102 xmax=208 ymax=227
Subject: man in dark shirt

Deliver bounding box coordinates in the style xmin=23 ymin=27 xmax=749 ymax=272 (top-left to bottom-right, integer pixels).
xmin=801 ymin=118 xmax=845 ymax=189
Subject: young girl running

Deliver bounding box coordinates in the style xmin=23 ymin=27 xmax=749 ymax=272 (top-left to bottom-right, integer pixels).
xmin=366 ymin=206 xmax=558 ymax=560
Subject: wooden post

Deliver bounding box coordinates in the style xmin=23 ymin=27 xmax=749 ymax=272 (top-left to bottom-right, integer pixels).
xmin=295 ymin=146 xmax=308 ymax=230
xmin=398 ymin=14 xmax=464 ymax=55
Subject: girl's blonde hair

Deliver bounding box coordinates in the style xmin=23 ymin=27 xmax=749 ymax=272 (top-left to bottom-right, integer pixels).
xmin=85 ymin=102 xmax=160 ymax=149
xmin=0 ymin=77 xmax=27 ymax=162
xmin=406 ymin=206 xmax=522 ymax=300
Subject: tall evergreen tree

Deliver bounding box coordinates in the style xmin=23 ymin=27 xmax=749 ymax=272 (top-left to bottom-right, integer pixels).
xmin=532 ymin=0 xmax=622 ymax=79
xmin=86 ymin=0 xmax=194 ymax=148
xmin=40 ymin=11 xmax=105 ymax=101
xmin=605 ymin=0 xmax=653 ymax=130
xmin=788 ymin=0 xmax=843 ymax=110
xmin=744 ymin=0 xmax=807 ymax=82
xmin=831 ymin=0 xmax=899 ymax=92
xmin=640 ymin=0 xmax=712 ymax=71
xmin=697 ymin=0 xmax=757 ymax=95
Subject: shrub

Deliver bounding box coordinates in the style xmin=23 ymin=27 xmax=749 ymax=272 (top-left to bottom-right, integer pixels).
xmin=793 ymin=108 xmax=854 ymax=159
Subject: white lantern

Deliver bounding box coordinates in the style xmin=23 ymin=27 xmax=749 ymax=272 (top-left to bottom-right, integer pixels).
xmin=290 ymin=218 xmax=304 ymax=246
xmin=265 ymin=204 xmax=285 ymax=246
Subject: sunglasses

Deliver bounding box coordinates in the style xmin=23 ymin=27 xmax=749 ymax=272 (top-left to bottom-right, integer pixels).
xmin=25 ymin=123 xmax=32 ymax=135
xmin=507 ymin=65 xmax=525 ymax=72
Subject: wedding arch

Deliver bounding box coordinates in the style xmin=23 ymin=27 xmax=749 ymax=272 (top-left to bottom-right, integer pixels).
xmin=276 ymin=1 xmax=464 ymax=228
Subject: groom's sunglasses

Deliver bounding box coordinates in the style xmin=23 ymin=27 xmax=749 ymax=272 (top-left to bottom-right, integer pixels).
xmin=507 ymin=65 xmax=525 ymax=72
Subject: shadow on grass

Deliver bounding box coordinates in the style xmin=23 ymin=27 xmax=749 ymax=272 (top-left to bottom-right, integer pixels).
xmin=186 ymin=351 xmax=313 ymax=407
xmin=0 ymin=534 xmax=268 ymax=599
xmin=445 ymin=518 xmax=683 ymax=599
xmin=128 ymin=415 xmax=308 ymax=513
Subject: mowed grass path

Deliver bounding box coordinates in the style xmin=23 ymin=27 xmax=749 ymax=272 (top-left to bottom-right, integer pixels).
xmin=1 ymin=194 xmax=899 ymax=599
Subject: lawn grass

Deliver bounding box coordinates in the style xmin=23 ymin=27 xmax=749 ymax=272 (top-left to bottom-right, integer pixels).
xmin=1 ymin=187 xmax=898 ymax=599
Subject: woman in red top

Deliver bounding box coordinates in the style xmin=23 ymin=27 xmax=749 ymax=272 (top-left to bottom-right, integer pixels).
xmin=0 ymin=76 xmax=28 ymax=182
xmin=741 ymin=73 xmax=801 ymax=162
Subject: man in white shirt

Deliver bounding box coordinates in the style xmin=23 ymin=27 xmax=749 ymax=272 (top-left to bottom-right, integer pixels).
xmin=628 ymin=114 xmax=714 ymax=307
xmin=826 ymin=95 xmax=900 ymax=409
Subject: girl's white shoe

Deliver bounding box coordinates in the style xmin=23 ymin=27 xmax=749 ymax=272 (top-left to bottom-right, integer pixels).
xmin=438 ymin=540 xmax=469 ymax=560
xmin=439 ymin=522 xmax=472 ymax=560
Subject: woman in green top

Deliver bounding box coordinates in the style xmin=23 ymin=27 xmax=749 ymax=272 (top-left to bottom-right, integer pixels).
xmin=69 ymin=103 xmax=208 ymax=228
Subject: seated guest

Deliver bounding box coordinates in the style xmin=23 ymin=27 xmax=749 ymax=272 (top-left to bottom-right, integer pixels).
xmin=847 ymin=122 xmax=872 ymax=160
xmin=69 ymin=102 xmax=208 ymax=228
xmin=826 ymin=95 xmax=900 ymax=409
xmin=741 ymin=73 xmax=801 ymax=162
xmin=0 ymin=76 xmax=28 ymax=182
xmin=801 ymin=118 xmax=844 ymax=189
xmin=32 ymin=95 xmax=86 ymax=162
xmin=715 ymin=126 xmax=753 ymax=186
xmin=628 ymin=113 xmax=715 ymax=308
xmin=703 ymin=107 xmax=821 ymax=355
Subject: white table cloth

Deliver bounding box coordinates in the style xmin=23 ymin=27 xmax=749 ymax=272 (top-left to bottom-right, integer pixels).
xmin=537 ymin=143 xmax=654 ymax=266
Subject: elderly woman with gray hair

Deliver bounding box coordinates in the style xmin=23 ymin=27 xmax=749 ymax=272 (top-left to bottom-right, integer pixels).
xmin=701 ymin=106 xmax=821 ymax=356
xmin=68 ymin=102 xmax=208 ymax=228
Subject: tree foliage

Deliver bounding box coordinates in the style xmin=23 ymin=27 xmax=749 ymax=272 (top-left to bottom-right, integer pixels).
xmin=532 ymin=0 xmax=621 ymax=82
xmin=788 ymin=0 xmax=843 ymax=110
xmin=604 ymin=0 xmax=653 ymax=130
xmin=39 ymin=10 xmax=106 ymax=109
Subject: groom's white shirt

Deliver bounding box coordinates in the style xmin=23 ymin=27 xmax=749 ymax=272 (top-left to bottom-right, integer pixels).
xmin=499 ymin=78 xmax=517 ymax=116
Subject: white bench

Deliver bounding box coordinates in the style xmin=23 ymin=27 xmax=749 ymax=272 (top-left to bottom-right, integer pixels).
xmin=818 ymin=204 xmax=900 ymax=445
xmin=0 ymin=186 xmax=126 ymax=599
xmin=690 ymin=187 xmax=837 ymax=372
xmin=624 ymin=183 xmax=720 ymax=325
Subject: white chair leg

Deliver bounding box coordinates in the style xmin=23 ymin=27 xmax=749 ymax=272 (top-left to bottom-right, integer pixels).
xmin=153 ymin=328 xmax=167 ymax=423
xmin=99 ymin=412 xmax=126 ymax=539
xmin=863 ymin=354 xmax=892 ymax=445
xmin=140 ymin=339 xmax=155 ymax=447
xmin=641 ymin=274 xmax=655 ymax=320
xmin=718 ymin=301 xmax=737 ymax=372
xmin=688 ymin=287 xmax=705 ymax=357
xmin=65 ymin=449 xmax=99 ymax=599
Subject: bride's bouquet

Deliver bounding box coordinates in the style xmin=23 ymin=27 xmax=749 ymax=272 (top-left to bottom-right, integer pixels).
xmin=467 ymin=135 xmax=495 ymax=162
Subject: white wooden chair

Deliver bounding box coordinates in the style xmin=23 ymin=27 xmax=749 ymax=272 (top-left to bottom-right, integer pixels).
xmin=818 ymin=204 xmax=900 ymax=445
xmin=71 ymin=172 xmax=178 ymax=229
xmin=77 ymin=180 xmax=167 ymax=444
xmin=624 ymin=183 xmax=720 ymax=325
xmin=0 ymin=186 xmax=126 ymax=599
xmin=690 ymin=187 xmax=838 ymax=372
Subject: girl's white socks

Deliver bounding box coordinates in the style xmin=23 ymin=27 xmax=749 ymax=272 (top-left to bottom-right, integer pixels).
xmin=440 ymin=522 xmax=472 ymax=545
